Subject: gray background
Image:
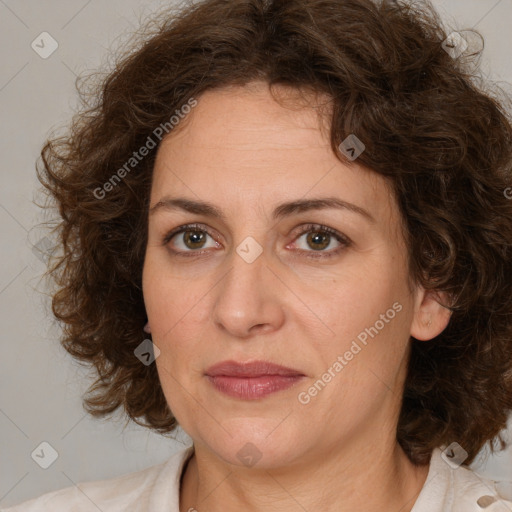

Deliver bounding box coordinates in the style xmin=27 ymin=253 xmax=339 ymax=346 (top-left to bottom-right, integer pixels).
xmin=1 ymin=0 xmax=511 ymax=507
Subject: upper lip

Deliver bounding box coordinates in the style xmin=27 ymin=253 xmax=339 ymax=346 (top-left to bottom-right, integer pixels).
xmin=205 ymin=360 xmax=304 ymax=378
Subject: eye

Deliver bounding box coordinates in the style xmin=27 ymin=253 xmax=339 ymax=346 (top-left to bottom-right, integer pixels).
xmin=289 ymin=223 xmax=351 ymax=259
xmin=163 ymin=223 xmax=220 ymax=257
xmin=162 ymin=222 xmax=351 ymax=259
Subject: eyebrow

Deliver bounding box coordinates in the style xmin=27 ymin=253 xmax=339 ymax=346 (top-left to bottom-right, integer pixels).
xmin=149 ymin=196 xmax=375 ymax=223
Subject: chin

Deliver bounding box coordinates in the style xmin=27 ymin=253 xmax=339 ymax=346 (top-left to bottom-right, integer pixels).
xmin=194 ymin=418 xmax=306 ymax=470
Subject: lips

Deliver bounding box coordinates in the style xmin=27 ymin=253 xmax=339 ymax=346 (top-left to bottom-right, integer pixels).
xmin=205 ymin=360 xmax=304 ymax=378
xmin=205 ymin=360 xmax=305 ymax=400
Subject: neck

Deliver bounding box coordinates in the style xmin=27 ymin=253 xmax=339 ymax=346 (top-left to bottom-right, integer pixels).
xmin=179 ymin=437 xmax=430 ymax=512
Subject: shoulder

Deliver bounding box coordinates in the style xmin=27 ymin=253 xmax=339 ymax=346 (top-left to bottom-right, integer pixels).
xmin=450 ymin=463 xmax=512 ymax=512
xmin=413 ymin=447 xmax=512 ymax=512
xmin=1 ymin=445 xmax=194 ymax=512
xmin=0 ymin=463 xmax=164 ymax=512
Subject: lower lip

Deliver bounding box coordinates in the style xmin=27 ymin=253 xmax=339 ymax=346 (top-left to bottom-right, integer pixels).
xmin=206 ymin=375 xmax=304 ymax=400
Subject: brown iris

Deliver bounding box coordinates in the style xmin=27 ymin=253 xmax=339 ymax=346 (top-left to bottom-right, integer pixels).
xmin=183 ymin=230 xmax=207 ymax=249
xmin=306 ymin=231 xmax=330 ymax=251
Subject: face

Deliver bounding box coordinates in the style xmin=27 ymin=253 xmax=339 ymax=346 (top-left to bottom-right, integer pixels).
xmin=142 ymin=81 xmax=441 ymax=469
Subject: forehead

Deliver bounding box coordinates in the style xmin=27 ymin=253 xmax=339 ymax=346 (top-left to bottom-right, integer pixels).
xmin=150 ymin=82 xmax=396 ymax=228
xmin=161 ymin=82 xmax=332 ymax=151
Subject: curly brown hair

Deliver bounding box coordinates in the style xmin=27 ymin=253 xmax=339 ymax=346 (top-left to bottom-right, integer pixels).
xmin=37 ymin=0 xmax=512 ymax=466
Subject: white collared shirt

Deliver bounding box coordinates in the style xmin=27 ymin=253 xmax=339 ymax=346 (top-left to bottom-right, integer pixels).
xmin=2 ymin=445 xmax=511 ymax=511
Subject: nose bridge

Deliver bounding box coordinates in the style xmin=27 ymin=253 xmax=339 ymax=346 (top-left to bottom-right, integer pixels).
xmin=215 ymin=199 xmax=269 ymax=290
xmin=221 ymin=236 xmax=268 ymax=304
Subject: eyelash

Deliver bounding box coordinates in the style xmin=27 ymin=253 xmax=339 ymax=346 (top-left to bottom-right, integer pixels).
xmin=162 ymin=222 xmax=351 ymax=260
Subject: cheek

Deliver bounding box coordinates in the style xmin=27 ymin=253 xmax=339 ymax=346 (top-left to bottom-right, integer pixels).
xmin=305 ymin=258 xmax=412 ymax=389
xmin=309 ymin=260 xmax=404 ymax=338
xmin=144 ymin=266 xmax=209 ymax=413
xmin=142 ymin=260 xmax=211 ymax=379
xmin=143 ymin=251 xmax=207 ymax=325
xmin=302 ymin=299 xmax=411 ymax=430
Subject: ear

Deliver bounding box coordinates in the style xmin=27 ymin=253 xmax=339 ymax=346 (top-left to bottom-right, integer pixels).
xmin=410 ymin=287 xmax=452 ymax=341
xmin=143 ymin=322 xmax=151 ymax=334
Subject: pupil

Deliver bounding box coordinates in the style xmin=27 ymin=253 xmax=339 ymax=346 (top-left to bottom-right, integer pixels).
xmin=308 ymin=231 xmax=329 ymax=251
xmin=185 ymin=230 xmax=205 ymax=248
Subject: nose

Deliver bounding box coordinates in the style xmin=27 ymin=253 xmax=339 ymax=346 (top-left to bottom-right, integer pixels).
xmin=211 ymin=244 xmax=286 ymax=340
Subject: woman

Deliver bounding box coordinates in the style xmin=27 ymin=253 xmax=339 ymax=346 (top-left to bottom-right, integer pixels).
xmin=4 ymin=0 xmax=512 ymax=510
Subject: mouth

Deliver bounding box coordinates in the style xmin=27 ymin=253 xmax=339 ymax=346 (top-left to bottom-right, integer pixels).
xmin=205 ymin=360 xmax=305 ymax=400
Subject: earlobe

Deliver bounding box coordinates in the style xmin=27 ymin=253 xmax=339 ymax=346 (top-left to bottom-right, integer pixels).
xmin=143 ymin=322 xmax=151 ymax=334
xmin=410 ymin=289 xmax=452 ymax=341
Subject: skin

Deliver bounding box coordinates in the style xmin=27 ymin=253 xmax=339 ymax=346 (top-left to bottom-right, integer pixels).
xmin=142 ymin=81 xmax=452 ymax=512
